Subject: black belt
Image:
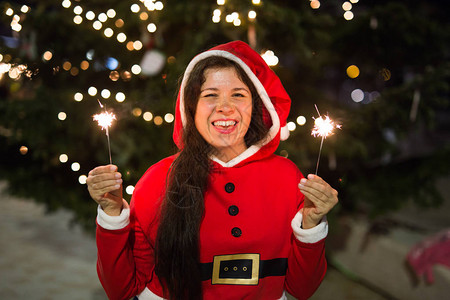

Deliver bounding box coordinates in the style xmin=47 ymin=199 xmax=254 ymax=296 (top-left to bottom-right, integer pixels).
xmin=200 ymin=254 xmax=287 ymax=285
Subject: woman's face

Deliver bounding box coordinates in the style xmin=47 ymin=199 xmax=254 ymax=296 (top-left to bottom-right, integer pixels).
xmin=195 ymin=67 xmax=252 ymax=162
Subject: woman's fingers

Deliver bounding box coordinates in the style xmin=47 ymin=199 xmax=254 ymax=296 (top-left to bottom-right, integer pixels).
xmin=89 ymin=164 xmax=117 ymax=176
xmin=86 ymin=165 xmax=122 ymax=202
xmin=298 ymin=174 xmax=338 ymax=210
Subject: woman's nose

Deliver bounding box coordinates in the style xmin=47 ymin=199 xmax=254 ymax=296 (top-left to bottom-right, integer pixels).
xmin=216 ymin=96 xmax=234 ymax=114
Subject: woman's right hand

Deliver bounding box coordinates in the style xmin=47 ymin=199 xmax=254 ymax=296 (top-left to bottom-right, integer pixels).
xmin=86 ymin=164 xmax=123 ymax=216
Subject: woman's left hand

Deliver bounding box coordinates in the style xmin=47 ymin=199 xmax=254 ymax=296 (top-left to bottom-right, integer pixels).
xmin=298 ymin=174 xmax=338 ymax=229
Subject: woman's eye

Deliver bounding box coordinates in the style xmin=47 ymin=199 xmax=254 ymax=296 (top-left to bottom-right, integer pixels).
xmin=203 ymin=93 xmax=217 ymax=98
xmin=233 ymin=93 xmax=245 ymax=97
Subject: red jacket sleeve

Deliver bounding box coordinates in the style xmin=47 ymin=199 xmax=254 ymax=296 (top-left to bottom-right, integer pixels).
xmin=284 ymin=170 xmax=327 ymax=299
xmin=284 ymin=237 xmax=327 ymax=299
xmin=96 ymin=205 xmax=155 ymax=300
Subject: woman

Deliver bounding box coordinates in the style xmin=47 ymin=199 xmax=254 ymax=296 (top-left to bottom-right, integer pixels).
xmin=87 ymin=41 xmax=338 ymax=300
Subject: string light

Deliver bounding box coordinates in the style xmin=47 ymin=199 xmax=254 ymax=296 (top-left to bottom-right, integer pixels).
xmin=164 ymin=113 xmax=174 ymax=123
xmin=59 ymin=154 xmax=68 ymax=163
xmin=88 ymin=86 xmax=97 ymax=96
xmin=71 ymin=66 xmax=79 ymax=75
xmin=61 ymin=0 xmax=71 ymax=9
xmin=351 ymin=89 xmax=364 ymax=102
xmin=126 ymin=41 xmax=134 ymax=51
xmin=73 ymin=5 xmax=82 ymax=14
xmin=133 ymin=41 xmax=143 ymax=50
xmin=73 ymin=15 xmax=83 ymax=24
xmin=104 ymin=28 xmax=114 ymax=38
xmin=117 ymin=33 xmax=127 ymax=43
xmin=101 ymin=89 xmax=111 ymax=99
xmin=98 ymin=13 xmax=107 ymax=22
xmin=109 ymin=71 xmax=119 ymax=81
xmin=80 ymin=60 xmax=89 ymax=70
xmin=131 ymin=64 xmax=142 ymax=74
xmin=5 ymin=8 xmax=14 ymax=16
xmin=121 ymin=71 xmax=131 ymax=81
xmin=346 ymin=65 xmax=360 ymax=78
xmin=71 ymin=162 xmax=81 ymax=171
xmin=154 ymin=116 xmax=163 ymax=126
xmin=310 ymin=1 xmax=320 ymax=9
xmin=344 ymin=11 xmax=354 ymax=20
xmin=78 ymin=175 xmax=87 ymax=184
xmin=62 ymin=61 xmax=72 ymax=71
xmin=115 ymin=92 xmax=125 ymax=102
xmin=147 ymin=23 xmax=157 ymax=33
xmin=86 ymin=11 xmax=95 ymax=20
xmin=11 ymin=15 xmax=22 ymax=32
xmin=297 ymin=116 xmax=306 ymax=126
xmin=155 ymin=1 xmax=164 ymax=10
xmin=64 ymin=2 xmax=163 ymax=52
xmin=287 ymin=121 xmax=296 ymax=131
xmin=342 ymin=2 xmax=352 ymax=11
xmin=19 ymin=146 xmax=28 ymax=155
xmin=140 ymin=12 xmax=149 ymax=20
xmin=42 ymin=51 xmax=53 ymax=61
xmin=212 ymin=14 xmax=220 ymax=23
xmin=107 ymin=9 xmax=116 ymax=18
xmin=115 ymin=19 xmax=124 ymax=28
xmin=143 ymin=111 xmax=153 ymax=121
xmin=133 ymin=108 xmax=143 ymax=117
xmin=126 ymin=185 xmax=135 ymax=195
xmin=131 ymin=4 xmax=140 ymax=13
xmin=58 ymin=112 xmax=67 ymax=120
xmin=20 ymin=5 xmax=30 ymax=13
xmin=74 ymin=92 xmax=83 ymax=101
xmin=93 ymin=21 xmax=102 ymax=30
xmin=261 ymin=50 xmax=279 ymax=66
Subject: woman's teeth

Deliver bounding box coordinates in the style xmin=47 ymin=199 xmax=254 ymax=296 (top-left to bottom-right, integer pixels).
xmin=213 ymin=120 xmax=236 ymax=127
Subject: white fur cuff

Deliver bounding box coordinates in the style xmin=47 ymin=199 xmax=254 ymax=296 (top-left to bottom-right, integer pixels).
xmin=96 ymin=199 xmax=130 ymax=230
xmin=291 ymin=212 xmax=328 ymax=244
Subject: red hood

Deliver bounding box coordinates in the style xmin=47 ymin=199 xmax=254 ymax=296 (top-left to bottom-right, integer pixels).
xmin=173 ymin=41 xmax=291 ymax=167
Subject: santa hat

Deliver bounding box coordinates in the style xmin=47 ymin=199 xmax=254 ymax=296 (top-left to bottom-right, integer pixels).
xmin=173 ymin=41 xmax=291 ymax=165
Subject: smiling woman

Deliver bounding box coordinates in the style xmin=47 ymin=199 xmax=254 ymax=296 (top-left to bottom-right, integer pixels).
xmin=87 ymin=41 xmax=339 ymax=300
xmin=195 ymin=67 xmax=253 ymax=162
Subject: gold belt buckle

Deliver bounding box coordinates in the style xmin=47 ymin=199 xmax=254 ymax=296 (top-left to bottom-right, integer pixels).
xmin=211 ymin=253 xmax=260 ymax=285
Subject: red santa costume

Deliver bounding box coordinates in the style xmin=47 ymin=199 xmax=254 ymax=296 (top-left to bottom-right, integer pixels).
xmin=96 ymin=41 xmax=328 ymax=300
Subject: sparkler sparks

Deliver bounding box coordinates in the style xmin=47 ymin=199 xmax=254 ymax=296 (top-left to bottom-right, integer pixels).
xmin=93 ymin=111 xmax=116 ymax=130
xmin=311 ymin=115 xmax=341 ymax=138
xmin=311 ymin=105 xmax=341 ymax=175
xmin=93 ymin=100 xmax=115 ymax=164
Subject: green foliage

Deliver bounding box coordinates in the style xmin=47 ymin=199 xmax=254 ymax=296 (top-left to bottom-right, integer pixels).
xmin=0 ymin=0 xmax=449 ymax=230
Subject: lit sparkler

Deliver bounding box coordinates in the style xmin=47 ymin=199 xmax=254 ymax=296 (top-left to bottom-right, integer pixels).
xmin=93 ymin=100 xmax=116 ymax=164
xmin=311 ymin=104 xmax=341 ymax=175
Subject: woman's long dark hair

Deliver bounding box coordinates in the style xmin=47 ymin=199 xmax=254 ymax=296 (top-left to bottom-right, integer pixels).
xmin=154 ymin=56 xmax=269 ymax=299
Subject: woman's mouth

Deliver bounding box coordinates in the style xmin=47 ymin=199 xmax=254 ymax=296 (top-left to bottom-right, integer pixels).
xmin=212 ymin=120 xmax=237 ymax=134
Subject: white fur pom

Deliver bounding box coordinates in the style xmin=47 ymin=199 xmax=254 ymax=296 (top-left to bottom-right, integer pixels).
xmin=280 ymin=125 xmax=290 ymax=141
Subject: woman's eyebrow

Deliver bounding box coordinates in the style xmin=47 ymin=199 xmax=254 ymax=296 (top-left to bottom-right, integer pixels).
xmin=200 ymin=87 xmax=219 ymax=92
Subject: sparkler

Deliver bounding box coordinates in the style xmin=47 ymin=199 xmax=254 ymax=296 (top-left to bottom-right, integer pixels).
xmin=311 ymin=104 xmax=341 ymax=175
xmin=93 ymin=100 xmax=116 ymax=164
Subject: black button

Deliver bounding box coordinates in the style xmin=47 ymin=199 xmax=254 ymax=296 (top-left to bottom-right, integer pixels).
xmin=225 ymin=182 xmax=235 ymax=193
xmin=228 ymin=205 xmax=239 ymax=216
xmin=231 ymin=227 xmax=242 ymax=237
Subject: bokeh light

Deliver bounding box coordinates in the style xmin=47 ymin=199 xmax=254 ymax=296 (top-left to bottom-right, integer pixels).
xmin=351 ymin=89 xmax=364 ymax=102
xmin=297 ymin=116 xmax=306 ymax=126
xmin=346 ymin=65 xmax=360 ymax=78
xmin=59 ymin=154 xmax=68 ymax=163
xmin=143 ymin=111 xmax=153 ymax=121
